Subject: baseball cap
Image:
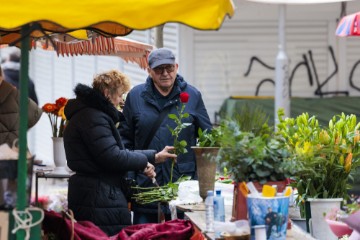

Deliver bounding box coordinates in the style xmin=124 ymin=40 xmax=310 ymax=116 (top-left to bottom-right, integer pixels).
xmin=148 ymin=48 xmax=175 ymax=69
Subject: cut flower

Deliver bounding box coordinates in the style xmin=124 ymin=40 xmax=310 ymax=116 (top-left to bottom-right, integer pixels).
xmin=42 ymin=97 xmax=68 ymax=137
xmin=167 ymin=92 xmax=191 ymax=183
xmin=167 ymin=92 xmax=191 ymax=156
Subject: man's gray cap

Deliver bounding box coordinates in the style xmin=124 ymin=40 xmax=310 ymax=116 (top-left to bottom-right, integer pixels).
xmin=148 ymin=48 xmax=175 ymax=69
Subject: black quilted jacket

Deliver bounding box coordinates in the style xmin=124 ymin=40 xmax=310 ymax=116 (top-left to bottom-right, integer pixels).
xmin=63 ymin=83 xmax=156 ymax=236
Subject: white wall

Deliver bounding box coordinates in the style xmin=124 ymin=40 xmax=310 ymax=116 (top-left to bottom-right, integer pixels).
xmin=179 ymin=0 xmax=360 ymax=123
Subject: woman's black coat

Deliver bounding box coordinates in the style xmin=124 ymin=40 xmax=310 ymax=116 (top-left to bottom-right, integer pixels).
xmin=63 ymin=84 xmax=156 ymax=236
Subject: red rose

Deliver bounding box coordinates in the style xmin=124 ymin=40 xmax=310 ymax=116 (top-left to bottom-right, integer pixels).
xmin=180 ymin=92 xmax=189 ymax=103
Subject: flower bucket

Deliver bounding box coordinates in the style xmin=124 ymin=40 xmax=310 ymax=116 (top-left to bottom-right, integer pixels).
xmin=247 ymin=195 xmax=290 ymax=240
xmin=192 ymin=147 xmax=218 ymax=201
xmin=232 ymin=180 xmax=288 ymax=221
xmin=307 ymin=198 xmax=343 ymax=240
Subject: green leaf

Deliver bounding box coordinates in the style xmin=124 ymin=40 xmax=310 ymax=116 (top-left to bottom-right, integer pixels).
xmin=180 ymin=140 xmax=187 ymax=147
xmin=168 ymin=114 xmax=177 ymax=120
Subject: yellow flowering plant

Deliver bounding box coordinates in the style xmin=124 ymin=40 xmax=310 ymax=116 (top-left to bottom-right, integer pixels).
xmin=277 ymin=109 xmax=360 ymax=204
xmin=42 ymin=97 xmax=68 ymax=137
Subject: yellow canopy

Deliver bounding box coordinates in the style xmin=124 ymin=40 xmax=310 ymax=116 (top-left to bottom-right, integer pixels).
xmin=0 ymin=0 xmax=235 ymax=44
xmin=0 ymin=2 xmax=235 ymax=239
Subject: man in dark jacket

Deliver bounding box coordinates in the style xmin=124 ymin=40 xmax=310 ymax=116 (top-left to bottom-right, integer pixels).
xmin=2 ymin=48 xmax=39 ymax=104
xmin=120 ymin=48 xmax=212 ymax=223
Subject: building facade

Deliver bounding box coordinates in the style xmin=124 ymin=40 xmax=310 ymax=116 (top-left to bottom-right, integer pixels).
xmin=17 ymin=0 xmax=360 ymax=164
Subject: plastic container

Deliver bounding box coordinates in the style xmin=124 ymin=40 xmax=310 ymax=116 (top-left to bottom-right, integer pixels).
xmin=214 ymin=189 xmax=225 ymax=222
xmin=205 ymin=190 xmax=214 ymax=232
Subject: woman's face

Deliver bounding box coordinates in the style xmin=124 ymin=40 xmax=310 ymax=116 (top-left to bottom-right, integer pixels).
xmin=108 ymin=88 xmax=126 ymax=110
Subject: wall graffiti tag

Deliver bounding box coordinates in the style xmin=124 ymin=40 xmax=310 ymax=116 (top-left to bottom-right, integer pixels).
xmin=244 ymin=46 xmax=360 ymax=96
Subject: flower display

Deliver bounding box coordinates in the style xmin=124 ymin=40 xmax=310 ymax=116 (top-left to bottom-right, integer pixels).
xmin=42 ymin=97 xmax=68 ymax=137
xmin=277 ymin=110 xmax=360 ymax=203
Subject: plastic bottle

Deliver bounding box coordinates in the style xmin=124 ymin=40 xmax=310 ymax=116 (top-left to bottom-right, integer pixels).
xmin=214 ymin=189 xmax=225 ymax=238
xmin=214 ymin=189 xmax=225 ymax=222
xmin=205 ymin=190 xmax=214 ymax=232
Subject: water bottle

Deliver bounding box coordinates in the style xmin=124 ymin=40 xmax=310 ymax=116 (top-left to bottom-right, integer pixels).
xmin=214 ymin=189 xmax=225 ymax=238
xmin=205 ymin=190 xmax=214 ymax=232
xmin=214 ymin=189 xmax=225 ymax=222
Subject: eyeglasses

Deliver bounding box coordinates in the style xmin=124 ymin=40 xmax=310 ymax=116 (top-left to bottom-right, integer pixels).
xmin=152 ymin=65 xmax=175 ymax=74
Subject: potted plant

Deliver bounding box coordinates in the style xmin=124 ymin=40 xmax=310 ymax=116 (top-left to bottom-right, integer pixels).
xmin=192 ymin=126 xmax=223 ymax=201
xmin=276 ymin=109 xmax=360 ymax=239
xmin=216 ymin=105 xmax=293 ymax=220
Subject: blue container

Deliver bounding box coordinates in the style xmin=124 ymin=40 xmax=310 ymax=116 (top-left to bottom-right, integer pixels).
xmin=247 ymin=195 xmax=290 ymax=240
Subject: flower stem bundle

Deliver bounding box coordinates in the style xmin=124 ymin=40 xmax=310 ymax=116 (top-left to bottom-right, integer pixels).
xmin=131 ymin=176 xmax=190 ymax=204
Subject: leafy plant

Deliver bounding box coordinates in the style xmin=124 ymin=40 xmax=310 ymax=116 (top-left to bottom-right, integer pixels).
xmin=196 ymin=125 xmax=223 ymax=147
xmin=231 ymin=103 xmax=270 ymax=135
xmin=217 ymin=116 xmax=292 ymax=184
xmin=277 ymin=109 xmax=360 ymax=204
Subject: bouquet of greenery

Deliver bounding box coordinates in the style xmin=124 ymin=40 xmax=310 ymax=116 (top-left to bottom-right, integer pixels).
xmin=217 ymin=116 xmax=292 ymax=184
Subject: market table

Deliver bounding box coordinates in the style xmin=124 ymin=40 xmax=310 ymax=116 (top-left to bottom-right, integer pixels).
xmin=179 ymin=203 xmax=316 ymax=240
xmin=33 ymin=167 xmax=73 ymax=205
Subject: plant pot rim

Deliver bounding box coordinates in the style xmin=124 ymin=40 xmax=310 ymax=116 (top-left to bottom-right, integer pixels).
xmin=307 ymin=198 xmax=343 ymax=202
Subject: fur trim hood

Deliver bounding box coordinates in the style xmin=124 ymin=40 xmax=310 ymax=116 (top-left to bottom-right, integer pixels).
xmin=65 ymin=83 xmax=120 ymax=123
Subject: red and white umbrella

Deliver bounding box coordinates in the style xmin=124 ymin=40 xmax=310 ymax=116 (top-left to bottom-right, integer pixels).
xmin=336 ymin=11 xmax=360 ymax=37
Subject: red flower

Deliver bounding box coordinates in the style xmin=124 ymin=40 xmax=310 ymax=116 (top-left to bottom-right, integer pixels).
xmin=42 ymin=103 xmax=58 ymax=114
xmin=179 ymin=92 xmax=189 ymax=103
xmin=42 ymin=97 xmax=68 ymax=137
xmin=56 ymin=97 xmax=68 ymax=108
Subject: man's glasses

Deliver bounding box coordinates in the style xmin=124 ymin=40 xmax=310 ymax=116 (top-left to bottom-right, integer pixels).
xmin=153 ymin=65 xmax=175 ymax=75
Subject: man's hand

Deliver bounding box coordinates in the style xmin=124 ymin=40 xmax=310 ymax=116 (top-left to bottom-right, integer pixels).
xmin=155 ymin=146 xmax=177 ymax=164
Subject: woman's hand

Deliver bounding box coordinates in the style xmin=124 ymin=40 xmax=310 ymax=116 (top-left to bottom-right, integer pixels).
xmin=155 ymin=146 xmax=177 ymax=164
xmin=143 ymin=162 xmax=156 ymax=179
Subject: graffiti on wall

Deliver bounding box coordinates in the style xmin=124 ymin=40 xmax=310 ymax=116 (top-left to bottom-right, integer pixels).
xmin=244 ymin=46 xmax=360 ymax=97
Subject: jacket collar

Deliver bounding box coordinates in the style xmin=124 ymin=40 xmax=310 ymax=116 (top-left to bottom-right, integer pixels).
xmin=68 ymin=83 xmax=120 ymax=123
xmin=141 ymin=74 xmax=187 ymax=107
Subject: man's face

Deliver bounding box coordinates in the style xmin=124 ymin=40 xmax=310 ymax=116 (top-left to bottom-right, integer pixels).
xmin=148 ymin=64 xmax=178 ymax=94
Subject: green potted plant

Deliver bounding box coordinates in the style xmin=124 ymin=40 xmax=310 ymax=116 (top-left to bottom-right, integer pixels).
xmin=276 ymin=109 xmax=360 ymax=239
xmin=196 ymin=126 xmax=222 ymax=147
xmin=216 ymin=105 xmax=293 ymax=220
xmin=191 ymin=126 xmax=223 ymax=201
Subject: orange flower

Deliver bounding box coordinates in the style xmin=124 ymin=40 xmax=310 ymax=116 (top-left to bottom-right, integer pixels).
xmin=42 ymin=103 xmax=58 ymax=114
xmin=344 ymin=153 xmax=352 ymax=173
xmin=42 ymin=97 xmax=68 ymax=137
